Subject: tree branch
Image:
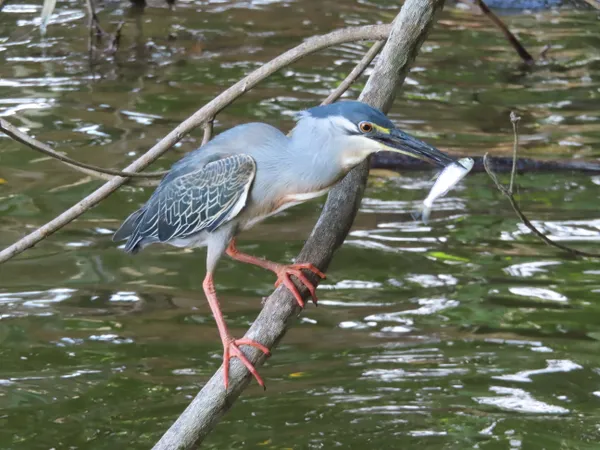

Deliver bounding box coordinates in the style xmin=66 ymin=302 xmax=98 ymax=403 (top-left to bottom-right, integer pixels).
xmin=1 ymin=37 xmax=384 ymax=186
xmin=0 ymin=118 xmax=167 ymax=181
xmin=0 ymin=23 xmax=390 ymax=265
xmin=322 ymin=40 xmax=385 ymax=105
xmin=201 ymin=119 xmax=214 ymax=146
xmin=483 ymin=112 xmax=599 ymax=258
xmin=475 ymin=0 xmax=534 ymax=64
xmin=152 ymin=1 xmax=445 ymax=448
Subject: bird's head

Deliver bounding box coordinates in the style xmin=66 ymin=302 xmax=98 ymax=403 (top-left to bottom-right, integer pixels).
xmin=294 ymin=101 xmax=455 ymax=170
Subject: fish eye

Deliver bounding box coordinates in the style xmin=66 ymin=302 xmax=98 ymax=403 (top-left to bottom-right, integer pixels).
xmin=359 ymin=122 xmax=373 ymax=134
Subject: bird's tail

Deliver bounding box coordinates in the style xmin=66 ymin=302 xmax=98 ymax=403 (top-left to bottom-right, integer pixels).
xmin=113 ymin=208 xmax=145 ymax=254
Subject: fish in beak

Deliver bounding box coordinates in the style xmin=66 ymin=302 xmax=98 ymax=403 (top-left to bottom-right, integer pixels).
xmin=371 ymin=127 xmax=457 ymax=168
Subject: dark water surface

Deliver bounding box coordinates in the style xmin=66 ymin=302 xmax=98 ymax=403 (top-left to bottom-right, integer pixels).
xmin=1 ymin=1 xmax=600 ymax=448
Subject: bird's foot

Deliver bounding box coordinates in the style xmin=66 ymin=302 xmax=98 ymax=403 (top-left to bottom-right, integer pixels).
xmin=273 ymin=263 xmax=326 ymax=307
xmin=223 ymin=337 xmax=270 ymax=390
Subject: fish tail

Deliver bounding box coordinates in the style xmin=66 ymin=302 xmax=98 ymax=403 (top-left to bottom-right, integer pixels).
xmin=411 ymin=206 xmax=431 ymax=224
xmin=421 ymin=208 xmax=431 ymax=225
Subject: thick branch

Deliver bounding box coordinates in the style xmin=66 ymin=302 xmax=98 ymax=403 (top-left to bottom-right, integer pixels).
xmin=152 ymin=1 xmax=445 ymax=448
xmin=0 ymin=24 xmax=390 ymax=265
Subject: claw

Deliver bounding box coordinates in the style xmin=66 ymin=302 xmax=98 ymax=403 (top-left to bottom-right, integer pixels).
xmin=223 ymin=337 xmax=270 ymax=390
xmin=274 ymin=263 xmax=326 ymax=307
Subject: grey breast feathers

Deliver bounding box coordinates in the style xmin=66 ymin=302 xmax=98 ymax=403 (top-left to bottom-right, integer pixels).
xmin=113 ymin=154 xmax=256 ymax=254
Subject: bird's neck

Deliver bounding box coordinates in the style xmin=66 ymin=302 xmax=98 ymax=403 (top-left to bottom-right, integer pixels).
xmin=287 ymin=128 xmax=367 ymax=193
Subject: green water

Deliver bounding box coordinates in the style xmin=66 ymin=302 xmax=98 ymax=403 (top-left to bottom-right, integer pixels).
xmin=1 ymin=0 xmax=600 ymax=448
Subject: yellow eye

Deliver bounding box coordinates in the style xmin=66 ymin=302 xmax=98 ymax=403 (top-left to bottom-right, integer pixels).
xmin=359 ymin=122 xmax=373 ymax=133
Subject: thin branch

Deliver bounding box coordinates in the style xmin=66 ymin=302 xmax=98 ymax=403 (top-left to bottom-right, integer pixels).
xmin=201 ymin=119 xmax=214 ymax=146
xmin=0 ymin=118 xmax=167 ymax=179
xmin=152 ymin=1 xmax=444 ymax=448
xmin=508 ymin=111 xmax=519 ymax=193
xmin=322 ymin=40 xmax=385 ymax=105
xmin=107 ymin=21 xmax=125 ymax=55
xmin=475 ymin=0 xmax=534 ymax=64
xmin=85 ymin=0 xmax=106 ymax=56
xmin=483 ymin=113 xmax=599 ymax=258
xmin=1 ymin=36 xmax=383 ymax=186
xmin=539 ymin=44 xmax=551 ymax=60
xmin=2 ymin=37 xmax=383 ymax=184
xmin=0 ymin=23 xmax=390 ymax=265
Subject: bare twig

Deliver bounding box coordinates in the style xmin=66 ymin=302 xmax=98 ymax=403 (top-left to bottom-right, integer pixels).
xmin=508 ymin=111 xmax=519 ymax=193
xmin=483 ymin=113 xmax=599 ymax=258
xmin=322 ymin=40 xmax=385 ymax=105
xmin=0 ymin=24 xmax=391 ymax=265
xmin=539 ymin=44 xmax=551 ymax=60
xmin=85 ymin=0 xmax=105 ymax=55
xmin=0 ymin=118 xmax=167 ymax=180
xmin=475 ymin=0 xmax=534 ymax=64
xmin=152 ymin=1 xmax=444 ymax=448
xmin=201 ymin=119 xmax=214 ymax=146
xmin=107 ymin=21 xmax=125 ymax=55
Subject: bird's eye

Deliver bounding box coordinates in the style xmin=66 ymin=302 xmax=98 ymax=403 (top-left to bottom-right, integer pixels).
xmin=359 ymin=122 xmax=373 ymax=134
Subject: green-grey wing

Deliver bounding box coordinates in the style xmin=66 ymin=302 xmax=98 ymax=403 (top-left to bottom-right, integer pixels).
xmin=140 ymin=154 xmax=256 ymax=243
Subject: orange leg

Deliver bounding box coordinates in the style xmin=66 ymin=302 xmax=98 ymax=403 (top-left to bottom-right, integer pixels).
xmin=202 ymin=273 xmax=270 ymax=389
xmin=226 ymin=239 xmax=326 ymax=307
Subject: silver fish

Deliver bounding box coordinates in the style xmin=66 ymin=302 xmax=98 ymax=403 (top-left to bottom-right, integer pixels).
xmin=413 ymin=157 xmax=474 ymax=224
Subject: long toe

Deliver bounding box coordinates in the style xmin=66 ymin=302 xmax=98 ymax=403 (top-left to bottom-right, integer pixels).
xmin=276 ymin=272 xmax=306 ymax=307
xmin=274 ymin=264 xmax=325 ymax=306
xmin=223 ymin=338 xmax=269 ymax=390
xmin=292 ymin=263 xmax=326 ymax=280
xmin=235 ymin=338 xmax=271 ymax=356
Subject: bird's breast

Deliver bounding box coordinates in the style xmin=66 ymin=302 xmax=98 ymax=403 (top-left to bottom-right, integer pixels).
xmin=241 ymin=186 xmax=332 ymax=230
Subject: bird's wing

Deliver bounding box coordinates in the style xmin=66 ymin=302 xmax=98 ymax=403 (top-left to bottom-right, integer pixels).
xmin=141 ymin=154 xmax=256 ymax=243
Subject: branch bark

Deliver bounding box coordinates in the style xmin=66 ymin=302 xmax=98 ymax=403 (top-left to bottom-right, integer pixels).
xmin=0 ymin=24 xmax=390 ymax=265
xmin=152 ymin=1 xmax=445 ymax=448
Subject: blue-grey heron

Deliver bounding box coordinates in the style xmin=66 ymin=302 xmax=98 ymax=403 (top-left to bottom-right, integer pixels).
xmin=114 ymin=101 xmax=456 ymax=388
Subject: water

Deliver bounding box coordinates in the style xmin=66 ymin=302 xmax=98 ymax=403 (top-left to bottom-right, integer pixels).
xmin=1 ymin=0 xmax=600 ymax=448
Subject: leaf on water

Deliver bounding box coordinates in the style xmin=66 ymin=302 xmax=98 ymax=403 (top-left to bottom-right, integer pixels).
xmin=40 ymin=0 xmax=58 ymax=36
xmin=0 ymin=178 xmax=6 ymax=184
xmin=428 ymin=251 xmax=469 ymax=262
xmin=288 ymin=372 xmax=307 ymax=378
xmin=587 ymin=332 xmax=600 ymax=341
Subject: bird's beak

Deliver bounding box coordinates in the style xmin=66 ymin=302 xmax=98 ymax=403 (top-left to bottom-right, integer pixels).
xmin=372 ymin=128 xmax=455 ymax=167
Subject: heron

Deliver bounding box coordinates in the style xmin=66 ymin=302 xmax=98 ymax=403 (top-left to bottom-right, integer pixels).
xmin=113 ymin=100 xmax=456 ymax=388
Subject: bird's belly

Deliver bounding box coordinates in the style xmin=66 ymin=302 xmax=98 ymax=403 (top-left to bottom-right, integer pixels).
xmin=169 ymin=235 xmax=208 ymax=248
xmin=241 ymin=186 xmax=332 ymax=230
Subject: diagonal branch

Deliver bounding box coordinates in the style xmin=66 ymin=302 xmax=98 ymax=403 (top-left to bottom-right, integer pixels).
xmin=475 ymin=0 xmax=534 ymax=64
xmin=151 ymin=0 xmax=445 ymax=448
xmin=323 ymin=40 xmax=385 ymax=105
xmin=0 ymin=24 xmax=390 ymax=265
xmin=1 ymin=40 xmax=381 ymax=185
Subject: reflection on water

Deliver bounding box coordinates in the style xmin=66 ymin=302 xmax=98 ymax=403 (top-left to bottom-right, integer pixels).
xmin=1 ymin=0 xmax=600 ymax=448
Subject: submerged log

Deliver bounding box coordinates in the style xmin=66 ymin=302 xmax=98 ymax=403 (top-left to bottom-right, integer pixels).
xmin=371 ymin=152 xmax=600 ymax=173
